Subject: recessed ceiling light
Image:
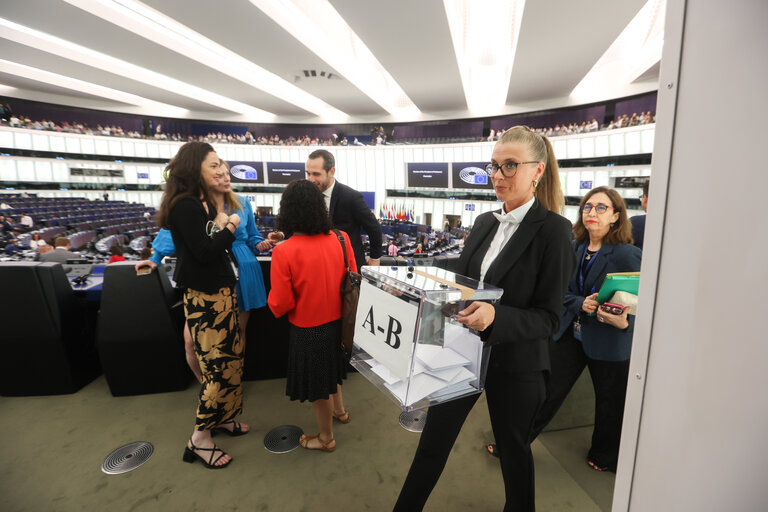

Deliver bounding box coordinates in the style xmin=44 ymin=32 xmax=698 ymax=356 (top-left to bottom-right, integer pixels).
xmin=0 ymin=17 xmax=275 ymax=120
xmin=571 ymin=0 xmax=666 ymax=103
xmin=249 ymin=0 xmax=420 ymax=120
xmin=63 ymin=0 xmax=348 ymax=121
xmin=0 ymin=58 xmax=188 ymax=117
xmin=443 ymin=0 xmax=527 ymax=115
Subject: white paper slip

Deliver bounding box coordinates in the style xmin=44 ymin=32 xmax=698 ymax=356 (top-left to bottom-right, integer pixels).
xmin=370 ymin=363 xmax=401 ymax=385
xmin=415 ymin=344 xmax=470 ymax=371
xmin=424 ymin=365 xmax=466 ymax=382
xmin=385 ymin=373 xmax=446 ymax=406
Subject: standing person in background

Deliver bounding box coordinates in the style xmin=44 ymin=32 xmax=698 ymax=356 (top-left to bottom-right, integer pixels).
xmin=630 ymin=180 xmax=649 ymax=250
xmin=304 ymin=149 xmax=382 ymax=270
xmin=394 ymin=126 xmax=574 ymax=512
xmin=528 ymin=187 xmax=641 ymax=473
xmin=155 ymin=142 xmax=247 ymax=469
xmin=136 ymin=160 xmax=271 ymax=385
xmin=268 ymin=180 xmax=355 ymax=453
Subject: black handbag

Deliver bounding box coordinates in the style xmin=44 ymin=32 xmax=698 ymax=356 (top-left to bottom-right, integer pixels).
xmin=333 ymin=230 xmax=362 ymax=359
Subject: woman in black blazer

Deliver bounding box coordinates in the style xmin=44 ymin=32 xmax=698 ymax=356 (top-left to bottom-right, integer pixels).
xmin=530 ymin=186 xmax=641 ymax=472
xmin=394 ymin=127 xmax=576 ymax=512
xmin=156 ymin=142 xmax=246 ymax=469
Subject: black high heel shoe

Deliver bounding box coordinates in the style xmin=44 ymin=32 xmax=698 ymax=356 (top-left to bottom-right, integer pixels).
xmin=210 ymin=421 xmax=249 ymax=437
xmin=182 ymin=439 xmax=231 ymax=469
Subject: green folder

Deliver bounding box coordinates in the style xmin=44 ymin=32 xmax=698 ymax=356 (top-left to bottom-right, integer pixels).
xmin=596 ymin=272 xmax=640 ymax=303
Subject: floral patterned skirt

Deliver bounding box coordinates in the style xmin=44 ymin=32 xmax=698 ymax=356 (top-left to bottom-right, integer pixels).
xmin=183 ymin=286 xmax=243 ymax=431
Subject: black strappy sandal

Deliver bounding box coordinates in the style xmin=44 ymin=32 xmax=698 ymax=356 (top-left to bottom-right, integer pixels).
xmin=210 ymin=421 xmax=249 ymax=437
xmin=182 ymin=439 xmax=232 ymax=469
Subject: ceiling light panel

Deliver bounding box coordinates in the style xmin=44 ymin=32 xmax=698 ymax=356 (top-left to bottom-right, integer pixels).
xmin=443 ymin=0 xmax=526 ymax=115
xmin=0 ymin=16 xmax=275 ymax=120
xmin=249 ymin=0 xmax=420 ymax=119
xmin=571 ymin=0 xmax=666 ymax=102
xmin=63 ymin=0 xmax=347 ymax=121
xmin=0 ymin=58 xmax=188 ymax=117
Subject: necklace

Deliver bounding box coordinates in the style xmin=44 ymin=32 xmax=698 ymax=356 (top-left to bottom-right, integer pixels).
xmin=584 ymin=249 xmax=598 ymax=262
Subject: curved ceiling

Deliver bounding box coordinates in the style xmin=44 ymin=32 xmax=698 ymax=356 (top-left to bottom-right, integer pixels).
xmin=0 ymin=0 xmax=663 ymax=125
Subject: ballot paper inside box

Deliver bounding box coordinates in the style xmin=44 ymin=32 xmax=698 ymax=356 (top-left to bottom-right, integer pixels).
xmin=350 ymin=266 xmax=503 ymax=412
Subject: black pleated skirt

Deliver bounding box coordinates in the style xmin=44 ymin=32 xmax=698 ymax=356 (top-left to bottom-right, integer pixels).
xmin=286 ymin=319 xmax=346 ymax=402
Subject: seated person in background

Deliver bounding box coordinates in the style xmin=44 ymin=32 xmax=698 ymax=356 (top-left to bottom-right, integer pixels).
xmin=28 ymin=233 xmax=45 ymax=250
xmin=139 ymin=247 xmax=152 ymax=260
xmin=0 ymin=215 xmax=11 ymax=234
xmin=0 ymin=201 xmax=10 ymax=209
xmin=414 ymin=243 xmax=422 ymax=254
xmin=4 ymin=238 xmax=22 ymax=255
xmin=19 ymin=212 xmax=33 ymax=229
xmin=387 ymin=240 xmax=398 ymax=256
xmin=37 ymin=243 xmax=53 ymax=258
xmin=108 ymin=245 xmax=126 ymax=263
xmin=39 ymin=237 xmax=80 ymax=263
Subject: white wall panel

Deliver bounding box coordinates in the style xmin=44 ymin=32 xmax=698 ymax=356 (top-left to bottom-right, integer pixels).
xmin=16 ymin=160 xmax=34 ymax=181
xmin=14 ymin=132 xmax=31 ymax=150
xmin=0 ymin=130 xmax=13 ymax=147
xmin=35 ymin=161 xmax=52 ymax=181
xmin=32 ymin=134 xmax=49 ymax=151
xmin=94 ymin=139 xmax=109 ymax=155
xmin=0 ymin=159 xmax=16 ymax=181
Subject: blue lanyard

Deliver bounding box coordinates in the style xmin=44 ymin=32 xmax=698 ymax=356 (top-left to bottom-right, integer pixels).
xmin=579 ymin=245 xmax=599 ymax=295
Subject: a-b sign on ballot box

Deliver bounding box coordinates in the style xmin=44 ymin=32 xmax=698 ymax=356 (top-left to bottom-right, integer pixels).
xmin=350 ymin=266 xmax=503 ymax=411
xmin=355 ymin=280 xmax=418 ymax=382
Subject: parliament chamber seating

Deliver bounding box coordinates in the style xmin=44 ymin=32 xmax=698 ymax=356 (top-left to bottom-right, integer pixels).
xmin=0 ymin=262 xmax=100 ymax=396
xmin=95 ymin=262 xmax=191 ymax=396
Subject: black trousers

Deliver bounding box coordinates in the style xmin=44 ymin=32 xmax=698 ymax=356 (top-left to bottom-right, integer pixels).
xmin=393 ymin=365 xmax=546 ymax=512
xmin=530 ymin=330 xmax=630 ymax=471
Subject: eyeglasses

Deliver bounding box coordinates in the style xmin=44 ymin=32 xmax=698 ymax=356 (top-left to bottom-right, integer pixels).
xmin=582 ymin=203 xmax=615 ymax=214
xmin=485 ymin=161 xmax=539 ymax=178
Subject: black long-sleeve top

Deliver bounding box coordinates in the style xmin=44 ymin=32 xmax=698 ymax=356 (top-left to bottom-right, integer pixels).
xmin=169 ymin=196 xmax=236 ymax=293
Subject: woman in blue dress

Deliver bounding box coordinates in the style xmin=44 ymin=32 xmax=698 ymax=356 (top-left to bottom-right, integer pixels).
xmin=136 ymin=160 xmax=272 ymax=388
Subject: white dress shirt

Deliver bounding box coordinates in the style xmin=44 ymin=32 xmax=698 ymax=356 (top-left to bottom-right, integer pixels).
xmin=323 ymin=180 xmax=336 ymax=212
xmin=479 ymin=197 xmax=535 ymax=282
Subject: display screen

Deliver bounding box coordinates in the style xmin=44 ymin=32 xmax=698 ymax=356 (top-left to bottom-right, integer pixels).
xmin=228 ymin=161 xmax=264 ymax=184
xmin=406 ymin=162 xmax=449 ymax=188
xmin=266 ymin=162 xmax=305 ymax=185
xmin=452 ymin=162 xmax=492 ymax=189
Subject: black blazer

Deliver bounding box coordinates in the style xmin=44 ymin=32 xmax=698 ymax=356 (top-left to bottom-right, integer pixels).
xmin=169 ymin=196 xmax=236 ymax=293
xmin=456 ymin=200 xmax=576 ymax=373
xmin=630 ymin=214 xmax=646 ymax=250
xmin=556 ymin=241 xmax=642 ymax=361
xmin=329 ymin=180 xmax=383 ymax=270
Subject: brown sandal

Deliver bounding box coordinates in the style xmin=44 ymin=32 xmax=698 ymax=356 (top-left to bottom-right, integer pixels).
xmin=299 ymin=433 xmax=336 ymax=452
xmin=333 ymin=410 xmax=351 ymax=424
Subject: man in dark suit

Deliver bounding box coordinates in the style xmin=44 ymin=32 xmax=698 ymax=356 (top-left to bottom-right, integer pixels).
xmin=305 ymin=149 xmax=382 ymax=269
xmin=39 ymin=237 xmax=80 ymax=263
xmin=630 ymin=180 xmax=648 ymax=250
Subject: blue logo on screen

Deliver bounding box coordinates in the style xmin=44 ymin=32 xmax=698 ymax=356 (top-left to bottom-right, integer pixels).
xmin=459 ymin=166 xmax=488 ymax=186
xmin=580 ymin=180 xmax=593 ymax=190
xmin=245 ymin=171 xmax=257 ymax=180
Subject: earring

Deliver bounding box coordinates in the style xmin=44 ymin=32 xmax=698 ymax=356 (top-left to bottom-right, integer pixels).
xmin=610 ymin=222 xmax=615 ymax=228
xmin=532 ymin=179 xmax=539 ymax=189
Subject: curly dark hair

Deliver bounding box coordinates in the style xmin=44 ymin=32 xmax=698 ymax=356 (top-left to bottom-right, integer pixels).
xmin=277 ymin=180 xmax=332 ymax=236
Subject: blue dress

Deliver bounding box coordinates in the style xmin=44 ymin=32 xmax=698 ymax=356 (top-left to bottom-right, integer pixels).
xmin=150 ymin=196 xmax=267 ymax=312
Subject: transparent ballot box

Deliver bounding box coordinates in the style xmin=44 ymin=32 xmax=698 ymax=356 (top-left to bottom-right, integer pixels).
xmin=350 ymin=266 xmax=503 ymax=411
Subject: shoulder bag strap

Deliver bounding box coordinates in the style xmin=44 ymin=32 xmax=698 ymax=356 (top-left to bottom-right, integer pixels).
xmin=332 ymin=229 xmax=350 ymax=272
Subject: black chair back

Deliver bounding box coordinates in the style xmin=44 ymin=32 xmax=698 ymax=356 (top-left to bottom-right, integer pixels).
xmin=96 ymin=262 xmax=190 ymax=396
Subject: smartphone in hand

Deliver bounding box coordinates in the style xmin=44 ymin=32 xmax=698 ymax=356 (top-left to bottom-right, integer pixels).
xmin=600 ymin=303 xmax=626 ymax=315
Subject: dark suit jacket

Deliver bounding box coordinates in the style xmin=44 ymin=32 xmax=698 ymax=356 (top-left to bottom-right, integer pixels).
xmin=39 ymin=248 xmax=81 ymax=263
xmin=556 ymin=241 xmax=642 ymax=361
xmin=456 ymin=200 xmax=575 ymax=373
xmin=329 ymin=180 xmax=383 ymax=270
xmin=630 ymin=214 xmax=646 ymax=250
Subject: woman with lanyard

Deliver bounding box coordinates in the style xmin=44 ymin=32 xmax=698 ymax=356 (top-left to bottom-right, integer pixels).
xmin=530 ymin=186 xmax=641 ymax=473
xmin=394 ymin=126 xmax=575 ymax=511
xmin=155 ymin=142 xmax=247 ymax=469
xmin=136 ymin=160 xmax=272 ymax=386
